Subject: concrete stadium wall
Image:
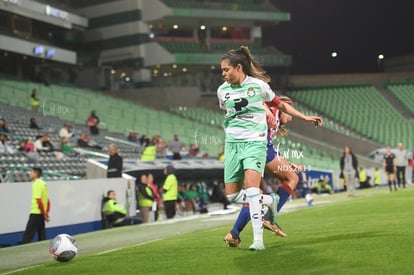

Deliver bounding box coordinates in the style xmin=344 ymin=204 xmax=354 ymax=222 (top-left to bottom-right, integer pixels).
xmin=0 ymin=178 xmax=136 ymax=246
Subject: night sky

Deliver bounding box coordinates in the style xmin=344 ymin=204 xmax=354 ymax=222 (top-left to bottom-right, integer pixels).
xmin=263 ymin=0 xmax=414 ymax=74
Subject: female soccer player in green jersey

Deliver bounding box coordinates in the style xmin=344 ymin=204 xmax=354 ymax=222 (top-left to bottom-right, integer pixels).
xmin=217 ymin=46 xmax=321 ymax=250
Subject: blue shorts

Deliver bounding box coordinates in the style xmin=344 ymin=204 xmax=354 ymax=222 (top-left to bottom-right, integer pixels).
xmin=266 ymin=142 xmax=279 ymax=163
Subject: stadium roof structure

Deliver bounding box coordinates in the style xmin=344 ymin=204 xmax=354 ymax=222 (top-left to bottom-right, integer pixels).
xmin=76 ymin=0 xmax=292 ymax=83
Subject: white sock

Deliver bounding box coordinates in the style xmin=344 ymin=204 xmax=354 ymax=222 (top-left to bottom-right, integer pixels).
xmin=246 ymin=187 xmax=264 ymax=243
xmin=227 ymin=189 xmax=247 ymax=204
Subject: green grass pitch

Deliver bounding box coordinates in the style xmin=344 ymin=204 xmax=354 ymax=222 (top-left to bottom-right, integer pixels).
xmin=2 ymin=187 xmax=414 ymax=274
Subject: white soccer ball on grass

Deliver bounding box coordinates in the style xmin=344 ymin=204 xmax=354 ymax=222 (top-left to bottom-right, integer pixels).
xmin=49 ymin=233 xmax=78 ymax=262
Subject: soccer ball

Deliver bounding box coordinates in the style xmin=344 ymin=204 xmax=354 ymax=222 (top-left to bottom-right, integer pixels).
xmin=305 ymin=193 xmax=314 ymax=206
xmin=49 ymin=234 xmax=78 ymax=262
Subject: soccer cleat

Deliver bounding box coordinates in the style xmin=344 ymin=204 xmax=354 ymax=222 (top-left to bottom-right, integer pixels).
xmin=263 ymin=220 xmax=274 ymax=232
xmin=248 ymin=242 xmax=265 ymax=251
xmin=268 ymin=193 xmax=280 ymax=224
xmin=224 ymin=232 xmax=241 ymax=248
xmin=263 ymin=220 xmax=288 ymax=237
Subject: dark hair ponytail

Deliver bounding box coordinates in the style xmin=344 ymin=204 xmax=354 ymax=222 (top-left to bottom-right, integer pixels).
xmin=221 ymin=46 xmax=271 ymax=83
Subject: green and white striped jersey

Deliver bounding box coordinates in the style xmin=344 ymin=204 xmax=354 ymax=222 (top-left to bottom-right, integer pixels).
xmin=217 ymin=76 xmax=275 ymax=142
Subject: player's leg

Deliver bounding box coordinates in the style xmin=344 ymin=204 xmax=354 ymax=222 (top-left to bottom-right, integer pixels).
xmin=223 ymin=181 xmax=247 ymax=247
xmin=225 ymin=142 xmax=281 ymax=246
xmin=243 ymin=141 xmax=276 ymax=250
xmin=263 ymin=157 xmax=295 ymax=236
xmin=265 ymin=157 xmax=299 ymax=212
xmin=244 ymin=169 xmax=266 ymax=250
xmin=224 ymin=205 xmax=249 ymax=247
xmin=231 ymin=206 xmax=250 ymax=235
xmin=223 ymin=142 xmax=247 ymax=247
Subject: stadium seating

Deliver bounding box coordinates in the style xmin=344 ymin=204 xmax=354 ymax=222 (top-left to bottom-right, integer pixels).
xmin=288 ymin=84 xmax=414 ymax=149
xmin=291 ymin=102 xmax=365 ymax=139
xmin=386 ymin=81 xmax=414 ymax=114
xmin=0 ymin=79 xmax=225 ymax=159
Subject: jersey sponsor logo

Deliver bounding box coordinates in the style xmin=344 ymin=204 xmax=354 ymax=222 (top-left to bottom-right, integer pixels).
xmin=234 ymin=98 xmax=248 ymax=111
xmin=236 ymin=114 xmax=254 ymax=119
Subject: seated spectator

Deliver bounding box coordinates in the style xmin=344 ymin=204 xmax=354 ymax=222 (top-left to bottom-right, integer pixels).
xmin=78 ymin=133 xmax=102 ymax=150
xmin=196 ymin=196 xmax=208 ymax=214
xmin=60 ymin=137 xmax=78 ymax=157
xmin=139 ymin=134 xmax=150 ymax=147
xmin=24 ymin=138 xmax=36 ymax=152
xmin=59 ymin=124 xmax=73 ymax=139
xmin=176 ymin=185 xmax=186 ymax=215
xmin=183 ymin=184 xmax=199 ymax=214
xmin=141 ymin=138 xmax=157 ymax=161
xmin=0 ymin=118 xmax=10 ymax=133
xmin=102 ymin=190 xmax=140 ymax=228
xmin=210 ymin=181 xmax=230 ymax=210
xmin=311 ymin=177 xmax=333 ymax=194
xmin=359 ymin=167 xmax=372 ymax=189
xmin=0 ymin=133 xmax=15 ymax=154
xmin=127 ymin=132 xmax=139 ymax=143
xmin=34 ymin=135 xmax=55 ymax=152
xmin=18 ymin=139 xmax=27 ymax=151
xmin=359 ymin=167 xmax=366 ymax=184
xmin=24 ymin=138 xmax=39 ymax=162
xmin=29 ymin=118 xmax=41 ymax=129
xmin=86 ymin=110 xmax=100 ymax=136
xmin=189 ymin=143 xmax=209 ymax=158
xmin=153 ymin=135 xmax=167 ymax=154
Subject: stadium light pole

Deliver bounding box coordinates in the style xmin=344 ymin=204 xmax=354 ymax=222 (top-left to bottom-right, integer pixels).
xmin=377 ymin=54 xmax=384 ymax=72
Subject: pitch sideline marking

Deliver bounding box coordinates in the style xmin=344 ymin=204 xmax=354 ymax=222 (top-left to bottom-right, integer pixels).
xmin=95 ymin=238 xmax=163 ymax=255
xmin=1 ymin=263 xmax=46 ymax=275
xmin=1 ymin=239 xmax=164 ymax=273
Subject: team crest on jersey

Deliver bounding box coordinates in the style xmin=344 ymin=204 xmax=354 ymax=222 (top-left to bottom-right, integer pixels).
xmin=247 ymin=87 xmax=256 ymax=97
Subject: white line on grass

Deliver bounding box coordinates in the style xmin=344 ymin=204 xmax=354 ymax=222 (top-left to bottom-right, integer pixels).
xmin=95 ymin=238 xmax=163 ymax=255
xmin=1 ymin=263 xmax=45 ymax=275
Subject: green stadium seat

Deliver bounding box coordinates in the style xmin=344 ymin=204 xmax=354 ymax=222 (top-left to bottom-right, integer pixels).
xmin=289 ymin=84 xmax=414 ymax=149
